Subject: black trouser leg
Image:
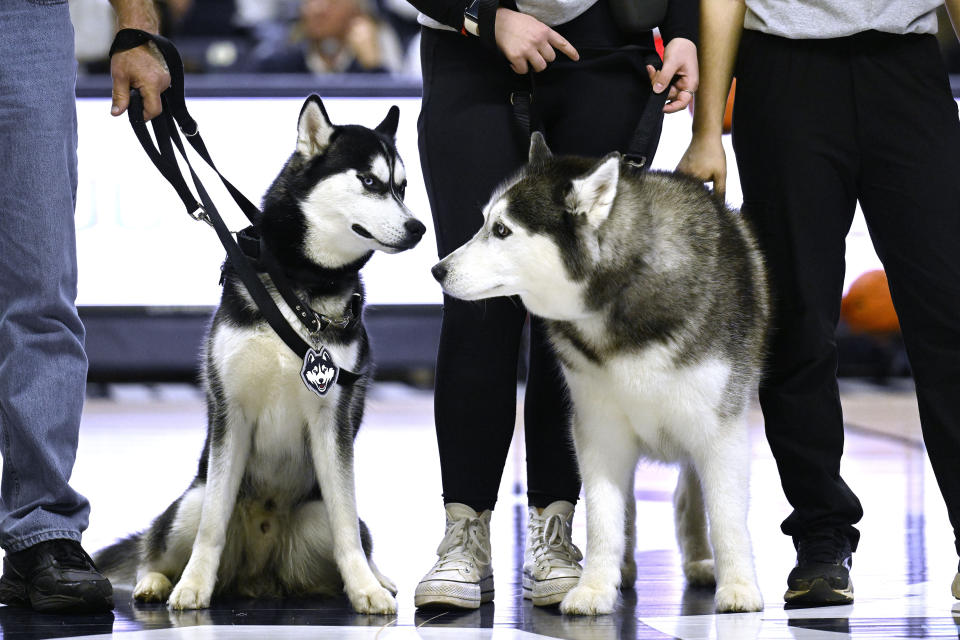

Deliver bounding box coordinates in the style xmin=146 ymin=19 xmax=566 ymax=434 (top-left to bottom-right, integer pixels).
xmin=733 ymin=31 xmax=865 ymax=548
xmin=853 ymin=34 xmax=960 ymax=558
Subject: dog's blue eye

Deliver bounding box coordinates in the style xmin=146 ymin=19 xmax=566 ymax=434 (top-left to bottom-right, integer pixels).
xmin=358 ymin=173 xmax=383 ymax=190
xmin=493 ymin=222 xmax=512 ymax=238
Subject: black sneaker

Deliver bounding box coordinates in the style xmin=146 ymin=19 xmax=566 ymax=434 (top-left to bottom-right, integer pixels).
xmin=784 ymin=530 xmax=853 ymax=606
xmin=0 ymin=539 xmax=113 ymax=613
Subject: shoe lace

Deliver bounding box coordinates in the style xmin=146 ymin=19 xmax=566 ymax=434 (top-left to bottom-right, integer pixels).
xmin=435 ymin=517 xmax=490 ymax=569
xmin=531 ymin=513 xmax=582 ymax=569
xmin=797 ymin=530 xmax=850 ymax=566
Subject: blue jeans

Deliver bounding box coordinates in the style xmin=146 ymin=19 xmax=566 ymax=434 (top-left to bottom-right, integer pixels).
xmin=0 ymin=0 xmax=89 ymax=553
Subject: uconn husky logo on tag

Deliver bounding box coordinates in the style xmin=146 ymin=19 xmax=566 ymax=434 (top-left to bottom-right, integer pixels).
xmin=301 ymin=347 xmax=339 ymax=397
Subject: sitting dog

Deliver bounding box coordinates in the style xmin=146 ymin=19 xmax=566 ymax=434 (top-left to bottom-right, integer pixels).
xmin=431 ymin=132 xmax=769 ymax=614
xmin=95 ymin=95 xmax=424 ymax=614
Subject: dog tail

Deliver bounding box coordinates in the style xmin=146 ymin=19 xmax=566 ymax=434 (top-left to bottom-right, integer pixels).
xmin=92 ymin=534 xmax=141 ymax=585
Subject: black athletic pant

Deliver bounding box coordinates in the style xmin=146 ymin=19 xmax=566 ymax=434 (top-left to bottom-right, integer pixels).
xmin=733 ymin=30 xmax=960 ymax=555
xmin=418 ymin=1 xmax=658 ymax=512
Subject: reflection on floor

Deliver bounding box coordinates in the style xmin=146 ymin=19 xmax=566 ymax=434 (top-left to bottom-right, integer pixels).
xmin=1 ymin=379 xmax=958 ymax=639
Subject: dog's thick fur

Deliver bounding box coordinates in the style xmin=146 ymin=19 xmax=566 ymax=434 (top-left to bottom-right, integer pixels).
xmin=95 ymin=95 xmax=424 ymax=614
xmin=433 ymin=133 xmax=770 ymax=614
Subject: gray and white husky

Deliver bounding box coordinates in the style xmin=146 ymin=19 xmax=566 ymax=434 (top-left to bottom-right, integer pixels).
xmin=432 ymin=133 xmax=769 ymax=615
xmin=95 ymin=95 xmax=424 ymax=614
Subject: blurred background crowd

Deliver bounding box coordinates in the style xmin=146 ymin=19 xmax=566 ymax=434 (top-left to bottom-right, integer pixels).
xmin=68 ymin=1 xmax=960 ymax=81
xmin=70 ymin=0 xmax=422 ymax=77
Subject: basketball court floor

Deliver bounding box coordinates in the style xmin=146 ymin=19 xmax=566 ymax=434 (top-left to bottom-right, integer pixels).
xmin=1 ymin=378 xmax=958 ymax=639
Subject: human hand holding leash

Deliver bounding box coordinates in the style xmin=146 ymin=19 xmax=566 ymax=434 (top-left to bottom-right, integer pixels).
xmin=495 ymin=8 xmax=579 ymax=74
xmin=646 ymin=37 xmax=698 ymax=113
xmin=108 ymin=0 xmax=170 ymax=121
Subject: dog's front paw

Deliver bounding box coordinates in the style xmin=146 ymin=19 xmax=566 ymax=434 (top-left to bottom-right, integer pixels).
xmin=560 ymin=582 xmax=618 ymax=615
xmin=715 ymin=581 xmax=763 ymax=613
xmin=168 ymin=577 xmax=213 ymax=610
xmin=346 ymin=583 xmax=397 ymax=615
xmin=683 ymin=559 xmax=716 ymax=587
xmin=134 ymin=572 xmax=173 ymax=603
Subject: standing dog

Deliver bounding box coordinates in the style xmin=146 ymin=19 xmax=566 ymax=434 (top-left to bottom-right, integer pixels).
xmin=432 ymin=133 xmax=769 ymax=614
xmin=95 ymin=95 xmax=424 ymax=614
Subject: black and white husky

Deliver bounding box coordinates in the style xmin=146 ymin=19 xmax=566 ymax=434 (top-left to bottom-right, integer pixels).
xmin=95 ymin=95 xmax=424 ymax=614
xmin=432 ymin=133 xmax=769 ymax=615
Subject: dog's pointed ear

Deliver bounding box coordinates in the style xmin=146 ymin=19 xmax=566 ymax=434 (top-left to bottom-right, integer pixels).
xmin=297 ymin=94 xmax=335 ymax=157
xmin=528 ymin=131 xmax=552 ymax=165
xmin=569 ymin=152 xmax=620 ymax=228
xmin=375 ymin=105 xmax=400 ymax=138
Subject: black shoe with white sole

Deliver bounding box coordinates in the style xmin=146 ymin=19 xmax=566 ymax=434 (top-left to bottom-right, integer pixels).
xmin=784 ymin=530 xmax=854 ymax=607
xmin=0 ymin=540 xmax=113 ymax=613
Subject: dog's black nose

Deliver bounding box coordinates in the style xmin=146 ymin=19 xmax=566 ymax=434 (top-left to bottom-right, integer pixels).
xmin=431 ymin=263 xmax=447 ymax=283
xmin=405 ymin=218 xmax=426 ymax=238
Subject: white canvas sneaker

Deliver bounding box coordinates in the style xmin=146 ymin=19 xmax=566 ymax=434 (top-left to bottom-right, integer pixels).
xmin=415 ymin=503 xmax=494 ymax=609
xmin=523 ymin=500 xmax=583 ymax=606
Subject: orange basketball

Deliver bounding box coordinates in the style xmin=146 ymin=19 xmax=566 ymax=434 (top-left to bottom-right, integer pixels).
xmin=841 ymin=269 xmax=900 ymax=334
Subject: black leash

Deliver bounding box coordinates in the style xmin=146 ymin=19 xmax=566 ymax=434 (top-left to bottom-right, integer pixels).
xmin=623 ymin=51 xmax=672 ymax=169
xmin=511 ymin=47 xmax=670 ymax=170
xmin=110 ymin=29 xmax=366 ymax=396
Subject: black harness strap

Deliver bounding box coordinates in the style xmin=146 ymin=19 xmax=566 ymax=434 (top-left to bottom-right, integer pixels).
xmin=112 ymin=29 xmax=365 ymax=389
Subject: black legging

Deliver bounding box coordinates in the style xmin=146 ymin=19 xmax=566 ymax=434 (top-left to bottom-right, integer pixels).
xmin=418 ymin=0 xmax=659 ymax=512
